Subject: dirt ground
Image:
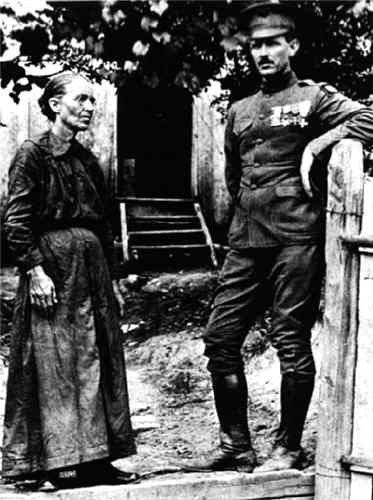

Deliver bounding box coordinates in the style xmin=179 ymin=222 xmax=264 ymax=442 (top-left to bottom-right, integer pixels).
xmin=0 ymin=267 xmax=320 ymax=479
xmin=119 ymin=326 xmax=320 ymax=475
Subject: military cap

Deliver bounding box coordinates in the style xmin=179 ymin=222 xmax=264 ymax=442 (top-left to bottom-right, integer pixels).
xmin=241 ymin=1 xmax=298 ymax=39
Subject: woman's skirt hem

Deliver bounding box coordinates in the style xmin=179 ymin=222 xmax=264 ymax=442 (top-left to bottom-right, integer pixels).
xmin=2 ymin=444 xmax=137 ymax=479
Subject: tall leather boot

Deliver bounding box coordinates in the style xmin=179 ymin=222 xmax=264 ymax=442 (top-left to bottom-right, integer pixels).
xmin=184 ymin=371 xmax=256 ymax=472
xmin=255 ymin=373 xmax=314 ymax=472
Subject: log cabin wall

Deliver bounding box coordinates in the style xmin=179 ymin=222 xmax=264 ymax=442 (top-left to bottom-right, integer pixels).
xmin=191 ymin=83 xmax=231 ymax=242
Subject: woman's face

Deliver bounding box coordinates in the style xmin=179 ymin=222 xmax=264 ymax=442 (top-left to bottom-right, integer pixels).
xmin=51 ymin=78 xmax=96 ymax=132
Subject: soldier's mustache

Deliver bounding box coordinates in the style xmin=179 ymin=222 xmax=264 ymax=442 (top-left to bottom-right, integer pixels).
xmin=258 ymin=58 xmax=273 ymax=65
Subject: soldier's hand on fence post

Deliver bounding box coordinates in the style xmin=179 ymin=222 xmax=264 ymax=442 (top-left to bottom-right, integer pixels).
xmin=300 ymin=146 xmax=316 ymax=198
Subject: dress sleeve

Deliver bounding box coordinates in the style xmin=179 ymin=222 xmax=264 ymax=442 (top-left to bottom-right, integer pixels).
xmin=308 ymin=85 xmax=373 ymax=156
xmin=4 ymin=142 xmax=45 ymax=272
xmin=224 ymin=104 xmax=242 ymax=201
xmin=89 ymin=156 xmax=121 ymax=279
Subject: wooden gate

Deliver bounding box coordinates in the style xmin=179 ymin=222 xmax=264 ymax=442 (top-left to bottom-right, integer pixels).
xmin=316 ymin=139 xmax=373 ymax=500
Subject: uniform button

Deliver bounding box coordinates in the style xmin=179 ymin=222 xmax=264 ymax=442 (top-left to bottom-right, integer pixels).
xmin=255 ymin=138 xmax=264 ymax=145
xmin=251 ymin=184 xmax=258 ymax=190
xmin=259 ymin=114 xmax=265 ymax=120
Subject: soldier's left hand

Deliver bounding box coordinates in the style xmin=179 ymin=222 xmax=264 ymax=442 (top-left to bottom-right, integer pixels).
xmin=300 ymin=146 xmax=316 ymax=198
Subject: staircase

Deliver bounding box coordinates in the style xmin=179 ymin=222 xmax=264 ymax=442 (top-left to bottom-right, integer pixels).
xmin=117 ymin=197 xmax=217 ymax=267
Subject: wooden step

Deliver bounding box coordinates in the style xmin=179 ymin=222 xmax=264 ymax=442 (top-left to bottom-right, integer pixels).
xmin=129 ymin=229 xmax=203 ymax=235
xmin=118 ymin=197 xmax=193 ymax=203
xmin=131 ymin=244 xmax=209 ymax=250
xmin=129 ymin=229 xmax=205 ymax=246
xmin=129 ymin=221 xmax=200 ymax=231
xmin=0 ymin=470 xmax=315 ymax=499
xmin=127 ymin=205 xmax=194 ymax=217
xmin=119 ymin=197 xmax=195 ymax=218
xmin=128 ymin=215 xmax=198 ymax=220
xmin=128 ymin=215 xmax=200 ymax=231
xmin=119 ymin=199 xmax=218 ymax=267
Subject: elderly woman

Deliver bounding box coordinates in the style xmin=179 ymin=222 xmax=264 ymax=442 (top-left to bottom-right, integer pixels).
xmin=2 ymin=72 xmax=136 ymax=488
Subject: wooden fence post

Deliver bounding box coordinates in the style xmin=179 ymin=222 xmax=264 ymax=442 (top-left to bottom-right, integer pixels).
xmin=315 ymin=139 xmax=364 ymax=499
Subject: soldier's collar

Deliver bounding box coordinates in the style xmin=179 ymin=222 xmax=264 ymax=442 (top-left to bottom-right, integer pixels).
xmin=260 ymin=69 xmax=297 ymax=94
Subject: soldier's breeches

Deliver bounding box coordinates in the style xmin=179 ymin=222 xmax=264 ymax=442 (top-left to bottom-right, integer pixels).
xmin=204 ymin=245 xmax=324 ymax=375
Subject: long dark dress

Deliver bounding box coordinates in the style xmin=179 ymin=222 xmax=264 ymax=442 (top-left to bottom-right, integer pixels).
xmin=2 ymin=131 xmax=136 ymax=478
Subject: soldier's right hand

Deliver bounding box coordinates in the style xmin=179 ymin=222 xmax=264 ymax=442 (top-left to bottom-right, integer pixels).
xmin=300 ymin=146 xmax=316 ymax=198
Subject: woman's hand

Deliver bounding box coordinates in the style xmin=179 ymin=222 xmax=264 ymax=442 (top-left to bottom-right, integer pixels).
xmin=28 ymin=265 xmax=58 ymax=314
xmin=300 ymin=146 xmax=316 ymax=198
xmin=112 ymin=279 xmax=126 ymax=317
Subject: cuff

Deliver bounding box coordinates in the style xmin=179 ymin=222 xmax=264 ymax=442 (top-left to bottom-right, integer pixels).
xmin=307 ymin=123 xmax=347 ymax=157
xmin=17 ymin=247 xmax=44 ymax=273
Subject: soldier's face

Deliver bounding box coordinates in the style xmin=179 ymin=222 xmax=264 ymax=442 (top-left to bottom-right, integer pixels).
xmin=249 ymin=35 xmax=299 ymax=77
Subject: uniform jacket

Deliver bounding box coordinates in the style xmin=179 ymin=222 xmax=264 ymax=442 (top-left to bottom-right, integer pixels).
xmin=226 ymin=70 xmax=373 ymax=247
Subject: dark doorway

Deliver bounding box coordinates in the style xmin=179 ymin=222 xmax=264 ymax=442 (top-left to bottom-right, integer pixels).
xmin=117 ymin=84 xmax=192 ymax=198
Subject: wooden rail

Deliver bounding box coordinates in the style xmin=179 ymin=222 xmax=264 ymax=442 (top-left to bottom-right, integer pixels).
xmin=340 ymin=234 xmax=373 ymax=248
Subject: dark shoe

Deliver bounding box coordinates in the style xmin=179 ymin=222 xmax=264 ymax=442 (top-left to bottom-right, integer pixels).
xmin=47 ymin=468 xmax=81 ymax=489
xmin=97 ymin=464 xmax=139 ymax=485
xmin=183 ymin=447 xmax=257 ymax=473
xmin=48 ymin=462 xmax=139 ymax=489
xmin=79 ymin=461 xmax=139 ymax=486
xmin=254 ymin=445 xmax=301 ymax=473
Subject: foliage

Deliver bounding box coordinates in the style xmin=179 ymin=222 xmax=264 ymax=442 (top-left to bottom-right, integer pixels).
xmin=298 ymin=1 xmax=373 ymax=101
xmin=0 ymin=0 xmax=372 ymax=105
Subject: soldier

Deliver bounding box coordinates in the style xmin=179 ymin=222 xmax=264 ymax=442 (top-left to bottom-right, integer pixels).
xmin=187 ymin=0 xmax=373 ymax=473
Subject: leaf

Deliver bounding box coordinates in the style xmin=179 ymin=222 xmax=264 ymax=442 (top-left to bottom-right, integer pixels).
xmin=132 ymin=40 xmax=150 ymax=56
xmin=141 ymin=15 xmax=159 ymax=32
xmin=220 ymin=36 xmax=241 ymax=53
xmin=149 ymin=0 xmax=169 ymax=17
